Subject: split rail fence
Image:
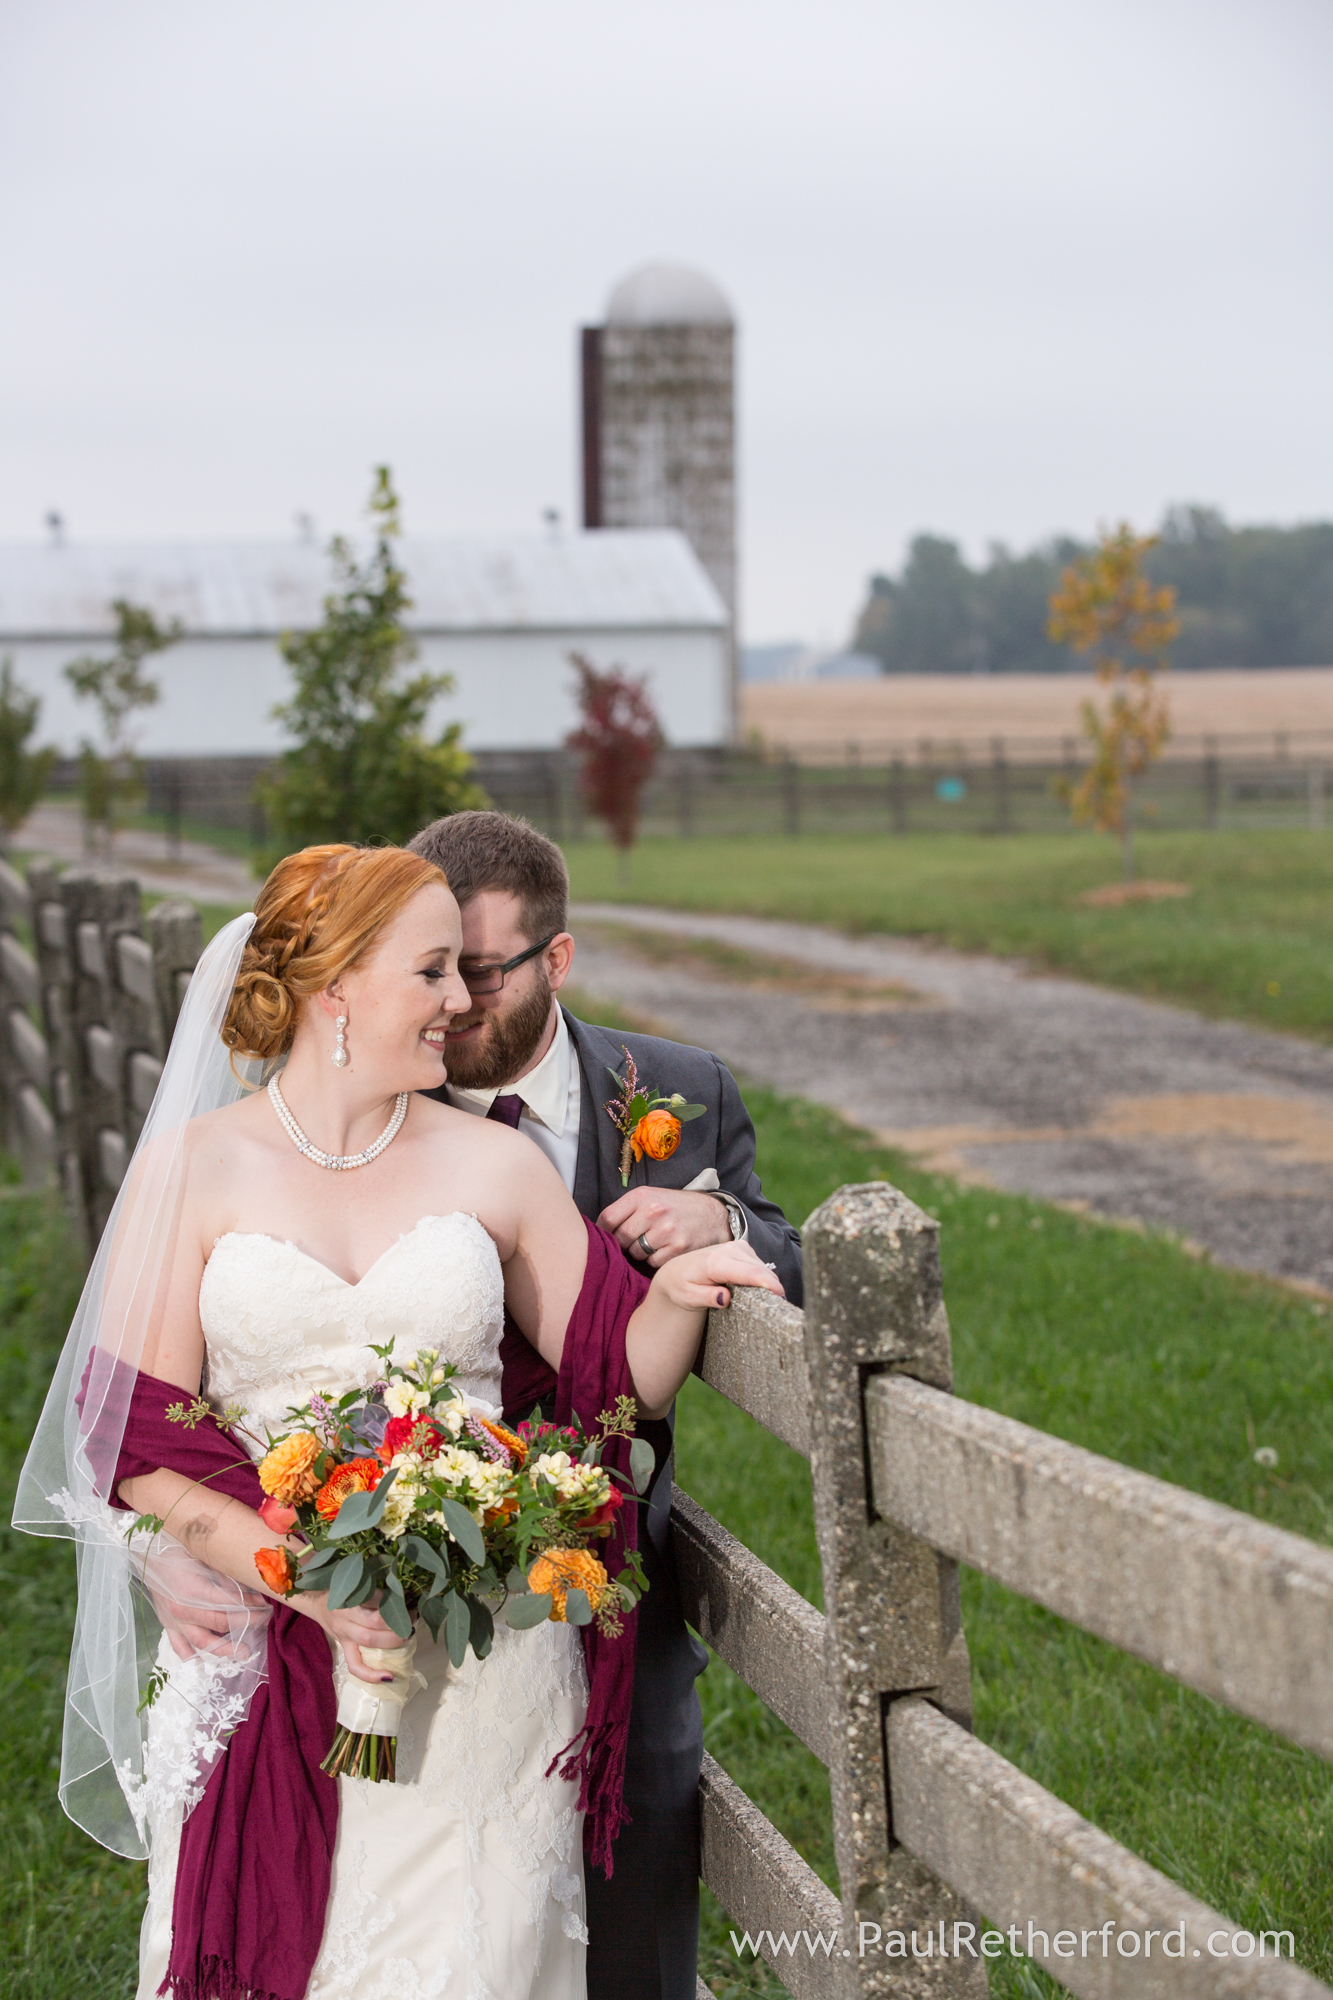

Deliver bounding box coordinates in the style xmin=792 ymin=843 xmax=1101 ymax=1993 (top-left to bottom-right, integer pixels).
xmin=0 ymin=859 xmax=1329 ymax=1998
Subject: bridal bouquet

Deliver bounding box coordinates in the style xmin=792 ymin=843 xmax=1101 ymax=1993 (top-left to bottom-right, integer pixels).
xmin=252 ymin=1344 xmax=652 ymax=1781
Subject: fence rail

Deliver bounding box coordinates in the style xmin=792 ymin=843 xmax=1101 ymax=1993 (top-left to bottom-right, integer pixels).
xmin=0 ymin=857 xmax=1328 ymax=1996
xmin=38 ymin=730 xmax=1333 ymax=854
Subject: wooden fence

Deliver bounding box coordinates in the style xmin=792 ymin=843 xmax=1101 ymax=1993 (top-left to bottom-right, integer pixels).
xmin=0 ymin=858 xmax=1329 ymax=1996
xmin=681 ymin=1190 xmax=1333 ymax=1997
xmin=0 ymin=858 xmax=201 ymax=1249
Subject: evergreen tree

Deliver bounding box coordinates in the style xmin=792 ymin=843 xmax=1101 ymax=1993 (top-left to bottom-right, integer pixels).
xmin=259 ymin=468 xmax=485 ymax=865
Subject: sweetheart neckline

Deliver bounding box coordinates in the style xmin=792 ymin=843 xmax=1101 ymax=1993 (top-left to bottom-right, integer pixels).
xmin=208 ymin=1212 xmax=482 ymax=1290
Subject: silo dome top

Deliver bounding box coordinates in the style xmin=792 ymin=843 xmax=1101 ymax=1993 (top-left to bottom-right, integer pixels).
xmin=605 ymin=263 xmax=733 ymax=326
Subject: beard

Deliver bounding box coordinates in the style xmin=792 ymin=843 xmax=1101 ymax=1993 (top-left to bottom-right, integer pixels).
xmin=444 ymin=974 xmax=554 ymax=1091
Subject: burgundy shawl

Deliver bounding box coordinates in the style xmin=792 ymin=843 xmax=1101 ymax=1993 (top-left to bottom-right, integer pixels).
xmin=111 ymin=1368 xmax=337 ymax=2000
xmin=98 ymin=1217 xmax=646 ymax=1995
xmin=549 ymin=1218 xmax=651 ymax=1878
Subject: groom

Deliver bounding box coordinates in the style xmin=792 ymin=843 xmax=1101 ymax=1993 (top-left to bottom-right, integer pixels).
xmin=409 ymin=810 xmax=802 ymax=2000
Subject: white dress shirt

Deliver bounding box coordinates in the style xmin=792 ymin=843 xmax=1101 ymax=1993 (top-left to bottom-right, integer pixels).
xmin=446 ymin=1008 xmax=582 ymax=1194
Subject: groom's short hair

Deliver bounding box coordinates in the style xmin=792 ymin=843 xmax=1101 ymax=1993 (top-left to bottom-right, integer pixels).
xmin=408 ymin=811 xmax=569 ymax=944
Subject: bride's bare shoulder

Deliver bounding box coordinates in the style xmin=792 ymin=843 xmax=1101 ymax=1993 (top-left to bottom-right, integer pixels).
xmin=182 ymin=1090 xmax=274 ymax=1156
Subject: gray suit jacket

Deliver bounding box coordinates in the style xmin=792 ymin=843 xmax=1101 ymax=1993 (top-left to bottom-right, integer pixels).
xmin=563 ymin=1007 xmax=803 ymax=1306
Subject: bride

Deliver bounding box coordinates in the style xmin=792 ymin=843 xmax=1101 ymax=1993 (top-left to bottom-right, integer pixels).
xmin=14 ymin=843 xmax=780 ymax=2000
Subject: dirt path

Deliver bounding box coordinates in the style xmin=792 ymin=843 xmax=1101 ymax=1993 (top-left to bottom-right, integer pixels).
xmin=570 ymin=901 xmax=1333 ymax=1295
xmin=16 ymin=802 xmax=255 ymax=906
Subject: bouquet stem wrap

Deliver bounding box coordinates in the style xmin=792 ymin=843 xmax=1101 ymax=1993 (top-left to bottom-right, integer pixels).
xmin=322 ymin=1641 xmax=427 ymax=1783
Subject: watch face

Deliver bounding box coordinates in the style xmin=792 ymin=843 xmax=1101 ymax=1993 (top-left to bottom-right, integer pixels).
xmin=729 ymin=1206 xmax=744 ymax=1240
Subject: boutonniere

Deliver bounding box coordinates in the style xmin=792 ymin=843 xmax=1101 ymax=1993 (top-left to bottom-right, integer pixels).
xmin=605 ymin=1047 xmax=706 ymax=1186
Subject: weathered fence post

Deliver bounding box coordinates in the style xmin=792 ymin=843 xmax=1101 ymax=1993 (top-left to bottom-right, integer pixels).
xmin=990 ymin=738 xmax=1010 ymax=836
xmin=149 ymin=899 xmax=204 ymax=1048
xmin=889 ymin=756 xmax=907 ymax=835
xmin=803 ymin=1183 xmax=983 ymax=1996
xmin=783 ymin=756 xmax=801 ymax=837
xmin=0 ymin=858 xmax=56 ymax=1188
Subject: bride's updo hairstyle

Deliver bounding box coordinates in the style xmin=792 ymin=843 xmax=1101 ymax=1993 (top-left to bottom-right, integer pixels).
xmin=222 ymin=844 xmax=449 ymax=1063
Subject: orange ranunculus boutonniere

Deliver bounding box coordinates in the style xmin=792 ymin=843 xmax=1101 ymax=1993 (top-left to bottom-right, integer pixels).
xmin=604 ymin=1047 xmax=705 ymax=1186
xmin=633 ymin=1107 xmax=680 ymax=1164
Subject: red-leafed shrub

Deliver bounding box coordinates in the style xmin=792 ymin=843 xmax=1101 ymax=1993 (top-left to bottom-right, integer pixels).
xmin=565 ymin=653 xmax=664 ymax=870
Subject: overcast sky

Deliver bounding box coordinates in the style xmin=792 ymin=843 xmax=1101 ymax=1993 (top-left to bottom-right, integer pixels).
xmin=2 ymin=0 xmax=1330 ymax=644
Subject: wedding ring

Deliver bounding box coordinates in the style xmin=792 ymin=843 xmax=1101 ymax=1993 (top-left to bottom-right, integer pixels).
xmin=636 ymin=1233 xmax=654 ymax=1257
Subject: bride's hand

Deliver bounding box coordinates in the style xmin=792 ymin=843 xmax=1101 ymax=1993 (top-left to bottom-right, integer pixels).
xmin=306 ymin=1594 xmax=406 ymax=1683
xmin=649 ymin=1239 xmax=786 ymax=1314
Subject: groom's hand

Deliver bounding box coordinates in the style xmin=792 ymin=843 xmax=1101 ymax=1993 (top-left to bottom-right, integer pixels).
xmin=599 ymin=1188 xmax=733 ymax=1267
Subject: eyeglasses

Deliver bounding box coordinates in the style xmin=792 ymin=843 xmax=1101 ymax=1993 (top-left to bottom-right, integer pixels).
xmin=458 ymin=934 xmax=557 ymax=995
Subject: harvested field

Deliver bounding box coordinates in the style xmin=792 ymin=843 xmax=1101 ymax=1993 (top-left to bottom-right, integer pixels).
xmin=741 ymin=665 xmax=1333 ymax=761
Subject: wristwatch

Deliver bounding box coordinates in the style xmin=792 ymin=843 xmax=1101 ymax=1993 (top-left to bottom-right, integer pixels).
xmin=710 ymin=1192 xmax=749 ymax=1242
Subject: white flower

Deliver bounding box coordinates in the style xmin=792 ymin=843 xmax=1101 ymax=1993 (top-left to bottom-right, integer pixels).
xmin=430 ymin=1366 xmax=446 ymax=1386
xmin=435 ymin=1400 xmax=466 ymax=1437
xmin=378 ymin=1470 xmax=422 ymax=1539
xmin=384 ymin=1381 xmax=431 ymax=1419
xmin=531 ymin=1451 xmax=572 ymax=1484
xmin=430 ymin=1445 xmax=480 ymax=1490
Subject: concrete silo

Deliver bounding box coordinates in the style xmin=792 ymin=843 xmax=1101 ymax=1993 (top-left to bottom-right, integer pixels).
xmin=581 ymin=263 xmax=737 ymax=735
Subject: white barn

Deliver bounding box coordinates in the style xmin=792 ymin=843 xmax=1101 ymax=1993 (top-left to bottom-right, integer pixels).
xmin=0 ymin=529 xmax=730 ymax=755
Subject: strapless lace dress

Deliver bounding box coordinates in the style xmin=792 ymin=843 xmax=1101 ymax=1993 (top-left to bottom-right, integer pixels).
xmin=137 ymin=1213 xmax=588 ymax=2000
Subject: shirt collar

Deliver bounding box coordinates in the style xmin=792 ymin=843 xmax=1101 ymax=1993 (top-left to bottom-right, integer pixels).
xmin=448 ymin=1007 xmax=573 ymax=1136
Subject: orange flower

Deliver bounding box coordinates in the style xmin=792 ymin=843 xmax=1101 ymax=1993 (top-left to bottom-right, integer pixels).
xmin=254 ymin=1545 xmax=297 ymax=1596
xmin=476 ymin=1416 xmax=527 ymax=1465
xmin=483 ymin=1493 xmax=520 ymax=1527
xmin=314 ymin=1458 xmax=383 ymax=1521
xmin=527 ymin=1547 xmax=609 ymax=1622
xmin=631 ymin=1109 xmax=681 ymax=1165
xmin=258 ymin=1433 xmax=322 ymax=1505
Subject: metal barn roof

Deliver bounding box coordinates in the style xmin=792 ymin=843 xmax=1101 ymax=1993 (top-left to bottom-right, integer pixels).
xmin=0 ymin=529 xmax=727 ymax=639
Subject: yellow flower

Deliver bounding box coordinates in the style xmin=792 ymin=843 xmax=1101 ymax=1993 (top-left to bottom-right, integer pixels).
xmin=527 ymin=1547 xmax=609 ymax=1622
xmin=258 ymin=1432 xmax=321 ymax=1505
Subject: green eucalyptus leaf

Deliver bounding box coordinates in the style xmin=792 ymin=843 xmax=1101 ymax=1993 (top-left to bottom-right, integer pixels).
xmin=445 ymin=1590 xmax=470 ymax=1667
xmin=675 ymin=1102 xmax=707 ymax=1121
xmin=325 ymin=1555 xmax=366 ymax=1610
xmin=506 ymin=1567 xmax=530 ymax=1595
xmin=563 ymin=1587 xmax=593 ymax=1627
xmin=380 ymin=1588 xmax=413 ymax=1641
xmin=297 ymin=1545 xmax=342 ymax=1575
xmin=505 ymin=1590 xmax=554 ymax=1630
xmin=420 ymin=1593 xmax=447 ymax=1641
xmin=629 ymin=1437 xmax=656 ymax=1495
xmin=438 ymin=1497 xmax=486 ymax=1567
xmin=359 ymin=1465 xmax=399 ymax=1528
xmin=467 ymin=1595 xmax=495 ymax=1659
xmin=402 ymin=1535 xmax=447 ymax=1583
xmin=579 ymin=1441 xmax=598 ymax=1465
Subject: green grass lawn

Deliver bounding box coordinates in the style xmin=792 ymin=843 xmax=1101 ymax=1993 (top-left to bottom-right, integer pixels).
xmin=564 ymin=827 xmax=1333 ymax=1044
xmin=4 ymin=1052 xmax=1332 ymax=1996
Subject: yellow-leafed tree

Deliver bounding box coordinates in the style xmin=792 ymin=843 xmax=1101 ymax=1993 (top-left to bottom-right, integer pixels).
xmin=1048 ymin=524 xmax=1179 ymax=882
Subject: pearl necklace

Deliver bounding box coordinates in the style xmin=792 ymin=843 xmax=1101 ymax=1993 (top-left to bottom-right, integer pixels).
xmin=267 ymin=1076 xmax=410 ymax=1171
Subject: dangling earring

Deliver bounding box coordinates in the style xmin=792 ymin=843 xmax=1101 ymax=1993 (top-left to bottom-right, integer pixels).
xmin=332 ymin=1016 xmax=349 ymax=1068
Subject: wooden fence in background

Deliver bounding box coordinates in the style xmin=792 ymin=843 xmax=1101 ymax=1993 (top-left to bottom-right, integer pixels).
xmin=0 ymin=857 xmax=1328 ymax=1997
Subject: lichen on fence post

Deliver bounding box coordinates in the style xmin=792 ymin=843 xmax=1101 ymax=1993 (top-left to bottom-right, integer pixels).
xmin=803 ymin=1181 xmax=984 ymax=1996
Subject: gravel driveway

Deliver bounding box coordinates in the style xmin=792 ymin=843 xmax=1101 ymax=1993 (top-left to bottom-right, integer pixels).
xmin=570 ymin=902 xmax=1333 ymax=1295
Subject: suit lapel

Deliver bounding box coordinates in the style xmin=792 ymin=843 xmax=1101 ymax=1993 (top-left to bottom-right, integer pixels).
xmin=565 ymin=1009 xmax=614 ymax=1219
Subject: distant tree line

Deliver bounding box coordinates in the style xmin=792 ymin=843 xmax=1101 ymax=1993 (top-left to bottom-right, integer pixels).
xmin=852 ymin=506 xmax=1333 ymax=673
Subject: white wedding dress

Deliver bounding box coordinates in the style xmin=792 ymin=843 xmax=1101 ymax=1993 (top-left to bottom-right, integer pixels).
xmin=137 ymin=1212 xmax=589 ymax=2000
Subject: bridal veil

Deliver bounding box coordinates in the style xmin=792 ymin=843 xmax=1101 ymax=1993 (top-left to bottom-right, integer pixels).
xmin=12 ymin=911 xmax=269 ymax=1859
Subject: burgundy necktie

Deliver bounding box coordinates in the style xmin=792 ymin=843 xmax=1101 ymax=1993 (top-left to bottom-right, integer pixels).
xmin=488 ymin=1093 xmax=524 ymax=1129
